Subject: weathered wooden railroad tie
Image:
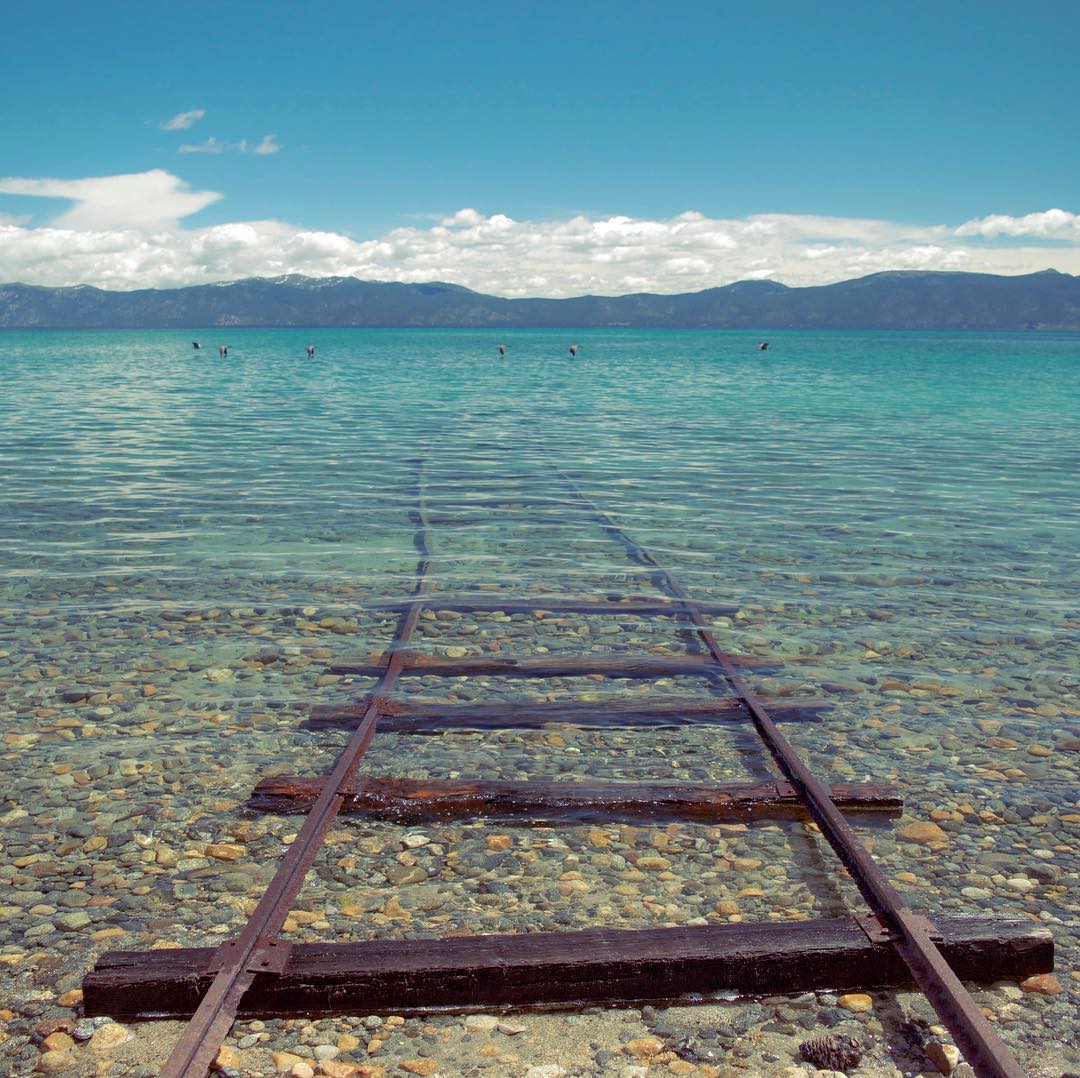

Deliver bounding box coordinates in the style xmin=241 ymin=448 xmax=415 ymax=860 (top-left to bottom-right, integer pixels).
xmin=84 ymin=917 xmax=1049 ymax=1023
xmin=304 ymin=693 xmax=831 ymax=732
xmin=248 ymin=775 xmax=904 ymax=823
xmin=83 ymin=465 xmax=1051 ymax=1078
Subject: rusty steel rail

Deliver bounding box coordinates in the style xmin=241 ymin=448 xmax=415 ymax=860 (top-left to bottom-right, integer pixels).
xmin=159 ymin=462 xmax=435 ymax=1078
xmin=549 ymin=467 xmax=1027 ymax=1078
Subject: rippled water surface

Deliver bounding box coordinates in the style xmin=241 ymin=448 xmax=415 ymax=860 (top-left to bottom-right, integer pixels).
xmin=1 ymin=328 xmax=1077 ymax=1072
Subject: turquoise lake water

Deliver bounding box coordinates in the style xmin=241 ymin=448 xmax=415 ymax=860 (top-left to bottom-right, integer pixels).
xmin=3 ymin=328 xmax=1076 ymax=611
xmin=0 ymin=328 xmax=1077 ymax=1070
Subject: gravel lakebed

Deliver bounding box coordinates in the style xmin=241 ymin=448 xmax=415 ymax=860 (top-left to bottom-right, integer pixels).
xmin=1 ymin=562 xmax=1077 ymax=1077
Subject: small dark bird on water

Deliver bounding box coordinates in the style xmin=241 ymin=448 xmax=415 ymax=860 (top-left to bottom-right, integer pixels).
xmin=569 ymin=344 xmax=579 ymax=357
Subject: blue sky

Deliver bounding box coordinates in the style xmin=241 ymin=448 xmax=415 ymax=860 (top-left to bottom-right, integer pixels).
xmin=1 ymin=0 xmax=1078 ymax=294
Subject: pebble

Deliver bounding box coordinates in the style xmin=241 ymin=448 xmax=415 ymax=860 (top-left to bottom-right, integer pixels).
xmin=1020 ymin=973 xmax=1063 ymax=995
xmin=36 ymin=1050 xmax=74 ymax=1073
xmin=399 ymin=1061 xmax=440 ymax=1076
xmin=837 ymin=993 xmax=873 ymax=1013
xmin=897 ymin=821 xmax=950 ymax=846
xmin=318 ymin=1063 xmax=363 ymax=1078
xmin=635 ymin=855 xmax=671 ymax=871
xmin=463 ymin=1014 xmax=499 ymax=1032
xmin=625 ymin=1036 xmax=664 ymax=1058
xmin=215 ymin=1045 xmax=241 ymax=1070
xmin=57 ymin=911 xmax=91 ymax=930
xmin=206 ymin=843 xmax=246 ymax=861
xmin=925 ymin=1040 xmax=963 ymax=1074
xmin=87 ymin=1022 xmax=133 ymax=1052
xmin=72 ymin=1018 xmax=109 ymax=1042
xmin=1005 ymin=876 xmax=1036 ymax=893
xmin=318 ymin=1062 xmax=362 ymax=1078
xmin=273 ymin=1052 xmax=306 ymax=1072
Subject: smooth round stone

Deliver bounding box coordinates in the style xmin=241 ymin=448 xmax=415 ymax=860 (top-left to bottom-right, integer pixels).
xmin=837 ymin=993 xmax=873 ymax=1013
xmin=1005 ymin=877 xmax=1036 ymax=893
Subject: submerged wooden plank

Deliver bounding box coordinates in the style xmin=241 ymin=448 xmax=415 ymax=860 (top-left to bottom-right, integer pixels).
xmin=423 ymin=515 xmax=564 ymax=526
xmin=366 ymin=595 xmax=739 ymax=616
xmin=328 ymin=652 xmax=773 ymax=679
xmin=247 ymin=776 xmax=903 ymax=822
xmin=428 ymin=496 xmax=580 ymax=509
xmin=83 ymin=916 xmax=1053 ymax=1022
xmin=306 ymin=694 xmax=830 ymax=732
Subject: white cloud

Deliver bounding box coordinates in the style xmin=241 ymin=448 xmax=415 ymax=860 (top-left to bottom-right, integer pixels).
xmin=0 ymin=170 xmax=221 ymax=230
xmin=178 ymin=137 xmax=225 ymax=154
xmin=253 ymin=134 xmax=281 ymax=155
xmin=954 ymin=208 xmax=1080 ymax=240
xmin=442 ymin=208 xmax=484 ymax=227
xmin=0 ymin=171 xmax=1076 ymax=293
xmin=178 ymin=134 xmax=281 ymax=155
xmin=160 ymin=109 xmax=206 ymax=131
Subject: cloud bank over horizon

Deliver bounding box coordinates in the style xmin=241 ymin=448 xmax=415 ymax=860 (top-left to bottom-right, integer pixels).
xmin=0 ymin=170 xmax=1077 ymax=296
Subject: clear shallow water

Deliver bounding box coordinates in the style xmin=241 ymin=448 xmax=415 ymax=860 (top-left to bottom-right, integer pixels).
xmin=2 ymin=328 xmax=1077 ymax=608
xmin=0 ymin=328 xmax=1078 ymax=1070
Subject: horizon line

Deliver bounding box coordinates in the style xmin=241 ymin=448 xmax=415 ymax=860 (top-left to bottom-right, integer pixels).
xmin=0 ymin=264 xmax=1070 ymax=301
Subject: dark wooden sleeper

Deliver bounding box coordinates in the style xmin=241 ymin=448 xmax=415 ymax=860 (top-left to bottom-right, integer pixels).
xmin=365 ymin=595 xmax=740 ymax=616
xmin=306 ymin=694 xmax=829 ymax=732
xmin=247 ymin=775 xmax=902 ymax=822
xmin=328 ymin=652 xmax=774 ymax=679
xmin=83 ymin=916 xmax=1053 ymax=1022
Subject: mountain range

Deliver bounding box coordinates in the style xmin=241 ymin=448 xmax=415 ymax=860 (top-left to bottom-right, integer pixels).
xmin=2 ymin=269 xmax=1079 ymax=330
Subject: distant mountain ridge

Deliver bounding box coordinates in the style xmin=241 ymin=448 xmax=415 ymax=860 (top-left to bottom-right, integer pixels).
xmin=2 ymin=269 xmax=1079 ymax=330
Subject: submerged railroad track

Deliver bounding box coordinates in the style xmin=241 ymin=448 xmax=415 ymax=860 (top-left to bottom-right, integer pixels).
xmin=82 ymin=456 xmax=1052 ymax=1078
